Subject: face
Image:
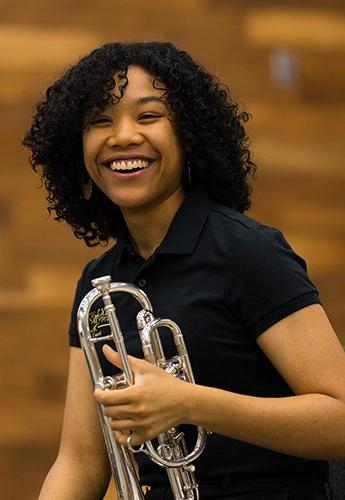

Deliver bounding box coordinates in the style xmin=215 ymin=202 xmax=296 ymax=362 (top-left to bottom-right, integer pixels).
xmin=83 ymin=65 xmax=185 ymax=217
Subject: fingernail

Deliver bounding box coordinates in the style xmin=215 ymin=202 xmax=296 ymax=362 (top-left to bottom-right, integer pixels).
xmin=103 ymin=344 xmax=113 ymax=353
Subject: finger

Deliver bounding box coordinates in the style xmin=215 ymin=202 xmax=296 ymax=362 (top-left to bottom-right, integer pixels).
xmin=94 ymin=388 xmax=107 ymax=401
xmin=125 ymin=431 xmax=148 ymax=447
xmin=102 ymin=404 xmax=134 ymax=418
xmin=94 ymin=388 xmax=133 ymax=406
xmin=114 ymin=430 xmax=130 ymax=444
xmin=109 ymin=418 xmax=134 ymax=432
xmin=113 ymin=428 xmax=148 ymax=447
xmin=115 ymin=430 xmax=141 ymax=447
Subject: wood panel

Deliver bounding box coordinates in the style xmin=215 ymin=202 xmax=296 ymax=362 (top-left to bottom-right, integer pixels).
xmin=1 ymin=1 xmax=344 ymax=498
xmin=244 ymin=7 xmax=345 ymax=49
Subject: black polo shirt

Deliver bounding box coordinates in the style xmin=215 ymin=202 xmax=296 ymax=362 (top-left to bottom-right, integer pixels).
xmin=68 ymin=189 xmax=327 ymax=492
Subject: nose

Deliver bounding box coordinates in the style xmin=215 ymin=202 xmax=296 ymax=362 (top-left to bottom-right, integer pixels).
xmin=106 ymin=118 xmax=144 ymax=148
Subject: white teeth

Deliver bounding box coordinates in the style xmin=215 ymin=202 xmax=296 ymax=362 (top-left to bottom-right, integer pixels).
xmin=109 ymin=159 xmax=150 ymax=171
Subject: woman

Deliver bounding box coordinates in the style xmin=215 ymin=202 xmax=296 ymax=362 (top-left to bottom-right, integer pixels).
xmin=23 ymin=41 xmax=345 ymax=499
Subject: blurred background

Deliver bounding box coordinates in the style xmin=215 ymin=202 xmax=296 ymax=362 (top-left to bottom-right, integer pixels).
xmin=1 ymin=0 xmax=344 ymax=498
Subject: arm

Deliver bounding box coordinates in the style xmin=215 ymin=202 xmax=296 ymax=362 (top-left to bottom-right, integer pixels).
xmin=96 ymin=304 xmax=345 ymax=459
xmin=39 ymin=347 xmax=111 ymax=500
xmin=185 ymin=303 xmax=345 ymax=459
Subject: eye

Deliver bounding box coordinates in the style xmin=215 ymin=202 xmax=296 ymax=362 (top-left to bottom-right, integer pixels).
xmin=89 ymin=116 xmax=112 ymax=126
xmin=139 ymin=113 xmax=162 ymax=122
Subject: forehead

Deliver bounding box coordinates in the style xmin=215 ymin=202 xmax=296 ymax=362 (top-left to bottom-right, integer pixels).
xmin=113 ymin=65 xmax=167 ymax=101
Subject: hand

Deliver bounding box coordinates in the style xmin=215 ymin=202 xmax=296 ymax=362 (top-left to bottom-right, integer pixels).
xmin=94 ymin=344 xmax=191 ymax=446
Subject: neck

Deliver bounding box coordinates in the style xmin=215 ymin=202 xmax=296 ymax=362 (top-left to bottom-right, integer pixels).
xmin=121 ymin=189 xmax=185 ymax=259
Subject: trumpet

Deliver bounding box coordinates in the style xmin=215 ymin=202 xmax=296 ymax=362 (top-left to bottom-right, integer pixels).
xmin=77 ymin=275 xmax=208 ymax=500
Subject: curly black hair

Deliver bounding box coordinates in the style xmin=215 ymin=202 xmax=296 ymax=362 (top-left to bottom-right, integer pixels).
xmin=23 ymin=41 xmax=256 ymax=246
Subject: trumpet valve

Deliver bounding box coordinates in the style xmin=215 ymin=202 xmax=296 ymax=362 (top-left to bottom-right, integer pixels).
xmin=96 ymin=373 xmax=127 ymax=391
xmin=96 ymin=376 xmax=116 ymax=391
xmin=165 ymin=356 xmax=184 ymax=379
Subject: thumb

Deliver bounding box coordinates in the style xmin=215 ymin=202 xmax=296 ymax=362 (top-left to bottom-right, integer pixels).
xmin=102 ymin=344 xmax=144 ymax=371
xmin=102 ymin=344 xmax=123 ymax=368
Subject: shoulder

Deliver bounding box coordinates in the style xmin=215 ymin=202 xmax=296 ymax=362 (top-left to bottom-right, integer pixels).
xmin=210 ymin=203 xmax=277 ymax=235
xmin=202 ymin=202 xmax=311 ymax=278
xmin=205 ymin=205 xmax=319 ymax=337
xmin=205 ymin=203 xmax=290 ymax=255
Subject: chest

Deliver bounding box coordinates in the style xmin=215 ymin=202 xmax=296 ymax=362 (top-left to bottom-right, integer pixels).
xmin=87 ymin=253 xmax=284 ymax=396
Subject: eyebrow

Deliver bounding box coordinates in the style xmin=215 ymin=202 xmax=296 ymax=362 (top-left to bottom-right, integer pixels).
xmin=135 ymin=96 xmax=167 ymax=106
xmin=86 ymin=95 xmax=167 ymax=121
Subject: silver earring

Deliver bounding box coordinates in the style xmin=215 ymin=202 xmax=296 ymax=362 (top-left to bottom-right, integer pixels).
xmin=82 ymin=178 xmax=93 ymax=200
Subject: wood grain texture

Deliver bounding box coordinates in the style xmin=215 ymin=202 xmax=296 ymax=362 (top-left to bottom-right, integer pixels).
xmin=1 ymin=1 xmax=344 ymax=498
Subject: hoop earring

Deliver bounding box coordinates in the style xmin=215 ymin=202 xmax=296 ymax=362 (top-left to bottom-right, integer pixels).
xmin=82 ymin=177 xmax=93 ymax=200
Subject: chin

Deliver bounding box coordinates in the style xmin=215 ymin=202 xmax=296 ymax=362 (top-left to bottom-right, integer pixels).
xmin=109 ymin=196 xmax=150 ymax=212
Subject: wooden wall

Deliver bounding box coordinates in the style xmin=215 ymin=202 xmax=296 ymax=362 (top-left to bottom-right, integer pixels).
xmin=1 ymin=1 xmax=344 ymax=498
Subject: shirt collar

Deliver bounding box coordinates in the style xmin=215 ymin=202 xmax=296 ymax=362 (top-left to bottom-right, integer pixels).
xmin=113 ymin=214 xmax=133 ymax=265
xmin=157 ymin=189 xmax=215 ymax=255
xmin=114 ymin=188 xmax=215 ymax=264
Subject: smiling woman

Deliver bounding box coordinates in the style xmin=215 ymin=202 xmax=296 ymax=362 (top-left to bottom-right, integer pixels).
xmin=23 ymin=41 xmax=254 ymax=247
xmin=82 ymin=66 xmax=185 ymax=234
xmin=22 ymin=41 xmax=345 ymax=500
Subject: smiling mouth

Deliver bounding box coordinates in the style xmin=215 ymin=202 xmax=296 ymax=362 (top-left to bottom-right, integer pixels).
xmin=106 ymin=159 xmax=151 ymax=173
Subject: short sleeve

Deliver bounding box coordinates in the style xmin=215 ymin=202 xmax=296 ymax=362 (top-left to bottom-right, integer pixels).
xmin=68 ymin=259 xmax=97 ymax=348
xmin=229 ymin=225 xmax=320 ymax=338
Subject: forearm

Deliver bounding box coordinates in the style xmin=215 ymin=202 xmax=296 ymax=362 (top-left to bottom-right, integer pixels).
xmin=185 ymin=384 xmax=345 ymax=459
xmin=98 ymin=338 xmax=345 ymax=458
xmin=38 ymin=452 xmax=110 ymax=500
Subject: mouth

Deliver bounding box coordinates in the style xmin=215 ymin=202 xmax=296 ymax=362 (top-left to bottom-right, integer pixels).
xmin=105 ymin=158 xmax=152 ymax=173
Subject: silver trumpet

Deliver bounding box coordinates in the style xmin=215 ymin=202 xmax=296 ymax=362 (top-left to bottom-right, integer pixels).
xmin=77 ymin=275 xmax=208 ymax=500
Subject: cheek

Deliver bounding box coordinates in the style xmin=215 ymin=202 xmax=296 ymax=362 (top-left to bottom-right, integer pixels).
xmin=161 ymin=132 xmax=184 ymax=164
xmin=170 ymin=138 xmax=185 ymax=170
xmin=82 ymin=134 xmax=97 ymax=169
